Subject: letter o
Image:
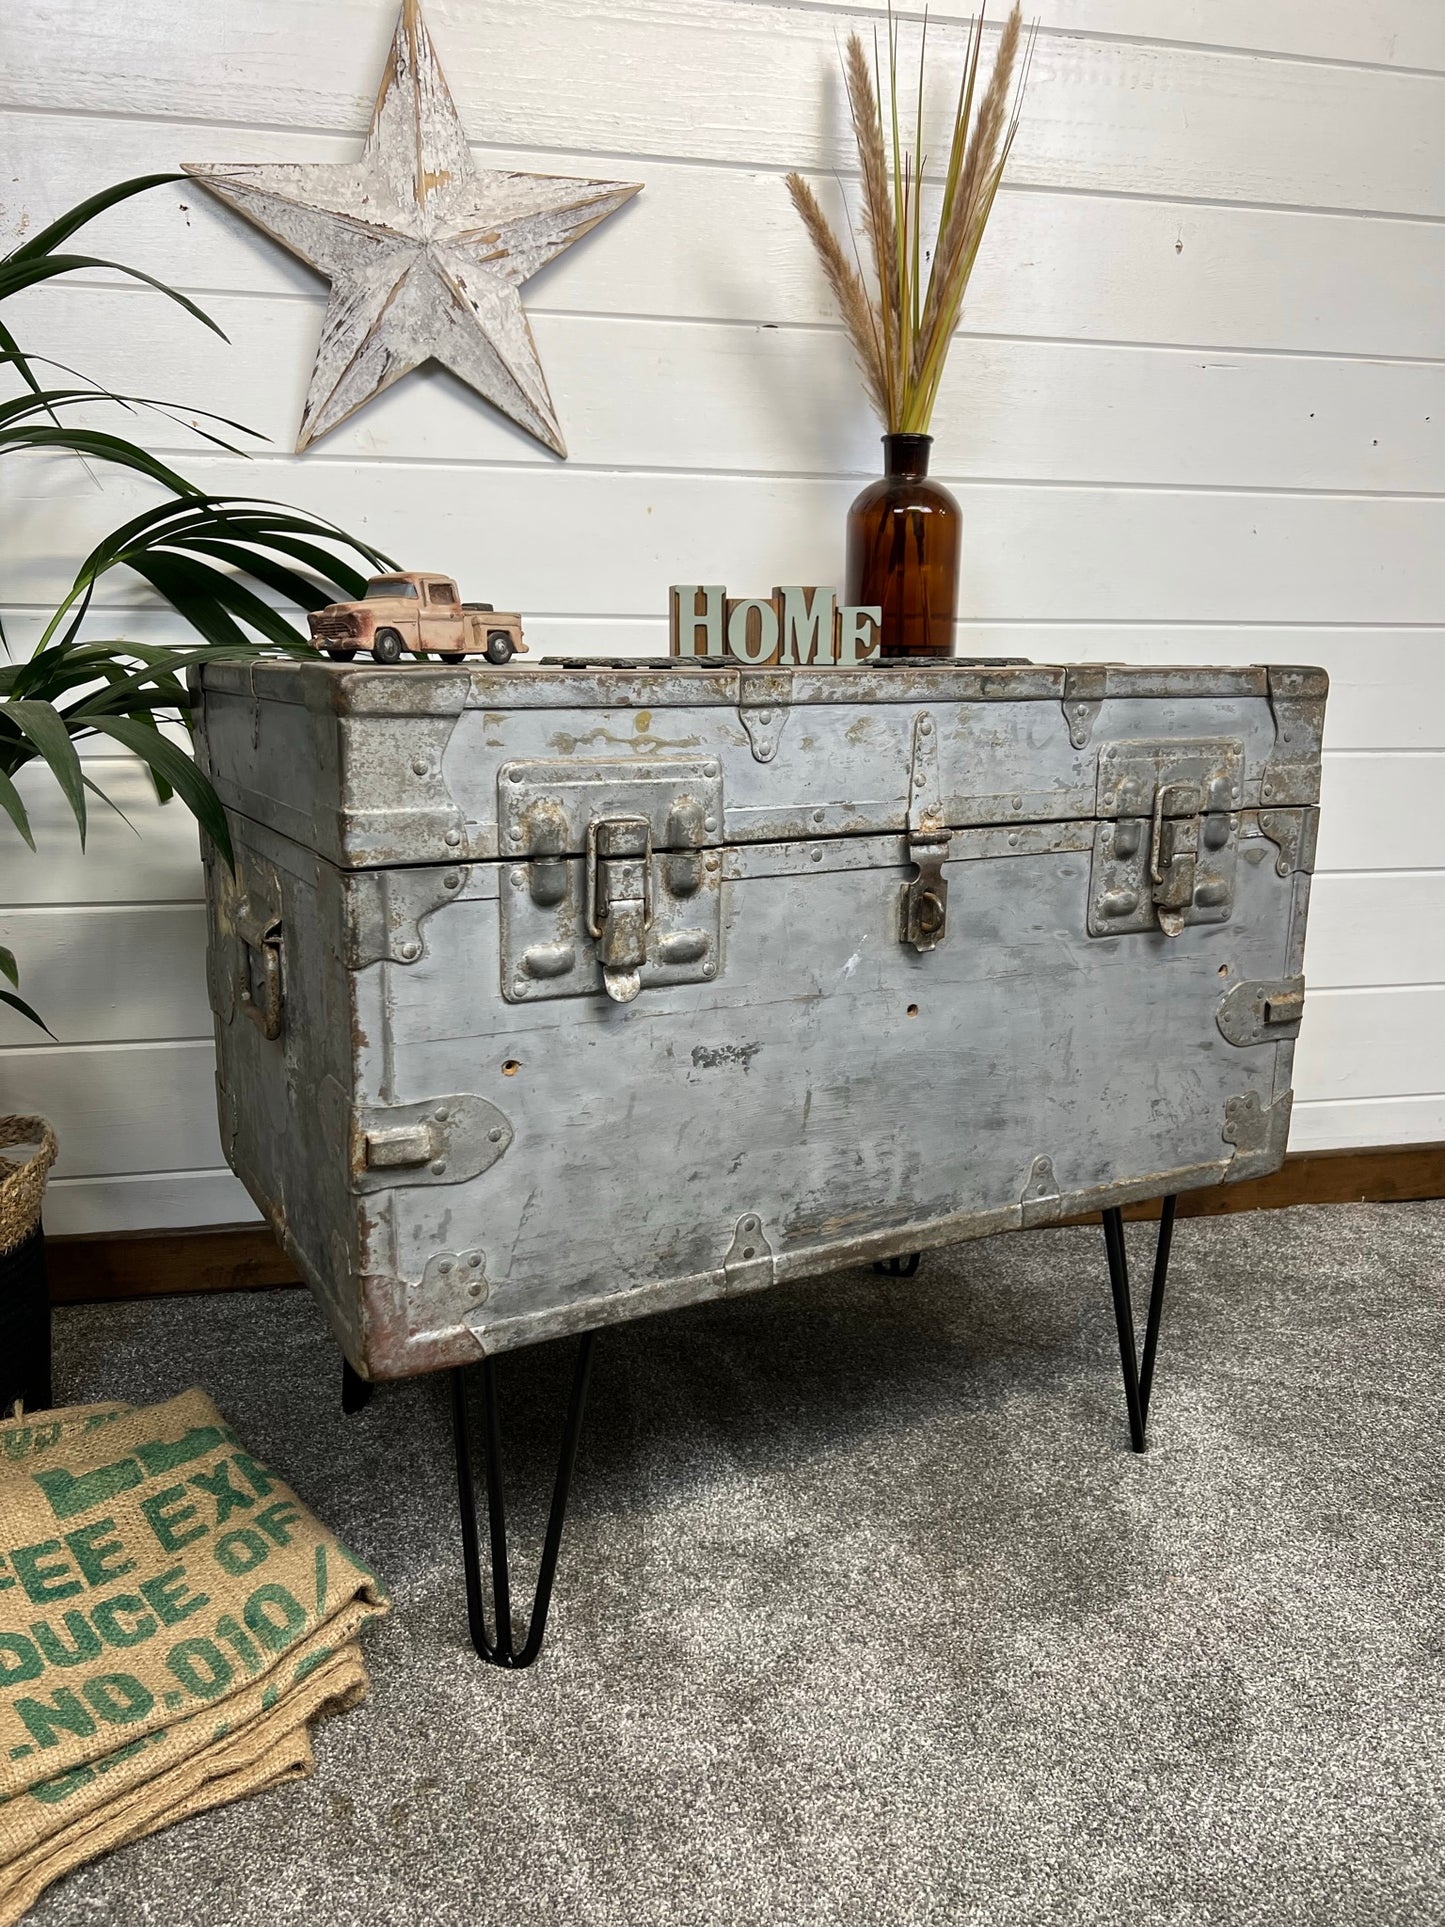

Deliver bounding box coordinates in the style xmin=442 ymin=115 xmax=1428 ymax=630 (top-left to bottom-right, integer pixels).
xmin=83 ymin=1672 xmax=155 ymax=1726
xmin=244 ymin=1582 xmax=307 ymax=1653
xmin=726 ymin=598 xmax=779 ymax=665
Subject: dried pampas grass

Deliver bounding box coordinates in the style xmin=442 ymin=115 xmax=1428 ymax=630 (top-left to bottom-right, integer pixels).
xmin=788 ymin=5 xmax=1031 ymax=434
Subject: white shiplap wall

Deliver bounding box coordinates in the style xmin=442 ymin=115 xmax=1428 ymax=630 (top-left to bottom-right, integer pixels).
xmin=0 ymin=0 xmax=1441 ymax=1234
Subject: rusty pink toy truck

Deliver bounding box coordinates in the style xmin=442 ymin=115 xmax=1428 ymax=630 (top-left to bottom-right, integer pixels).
xmin=307 ymin=572 xmax=528 ymax=665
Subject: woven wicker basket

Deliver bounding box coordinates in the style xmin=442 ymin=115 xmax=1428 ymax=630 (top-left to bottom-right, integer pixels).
xmin=0 ymin=1116 xmax=58 ymax=1416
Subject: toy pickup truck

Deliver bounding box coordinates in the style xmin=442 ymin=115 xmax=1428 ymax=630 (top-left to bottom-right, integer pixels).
xmin=307 ymin=572 xmax=528 ymax=665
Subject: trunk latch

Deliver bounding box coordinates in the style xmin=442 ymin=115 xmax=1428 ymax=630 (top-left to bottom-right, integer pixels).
xmin=1089 ymin=739 xmax=1243 ymax=939
xmin=900 ymin=711 xmax=951 ymax=952
xmin=587 ymin=815 xmax=653 ymax=1003
xmin=498 ymin=758 xmax=724 ymax=1003
xmin=901 ymin=839 xmax=950 ymax=950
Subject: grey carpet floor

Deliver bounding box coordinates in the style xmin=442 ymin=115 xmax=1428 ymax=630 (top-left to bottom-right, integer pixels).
xmin=27 ymin=1201 xmax=1445 ymax=1927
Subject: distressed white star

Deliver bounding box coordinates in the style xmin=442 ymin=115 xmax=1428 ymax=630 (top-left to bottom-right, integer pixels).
xmin=184 ymin=0 xmax=640 ymax=455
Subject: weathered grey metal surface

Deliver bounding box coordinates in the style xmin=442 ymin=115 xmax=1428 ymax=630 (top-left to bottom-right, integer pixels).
xmin=196 ymin=658 xmax=1324 ymax=1380
xmin=195 ymin=659 xmax=1288 ymax=869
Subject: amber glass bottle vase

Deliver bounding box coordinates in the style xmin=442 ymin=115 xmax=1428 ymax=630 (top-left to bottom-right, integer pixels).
xmin=845 ymin=433 xmax=960 ymax=659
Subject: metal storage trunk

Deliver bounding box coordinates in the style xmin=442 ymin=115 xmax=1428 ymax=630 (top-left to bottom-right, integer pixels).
xmin=194 ymin=658 xmax=1324 ymax=1381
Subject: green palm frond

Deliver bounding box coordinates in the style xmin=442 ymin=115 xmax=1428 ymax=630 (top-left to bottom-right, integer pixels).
xmin=0 ymin=171 xmax=400 ymax=1033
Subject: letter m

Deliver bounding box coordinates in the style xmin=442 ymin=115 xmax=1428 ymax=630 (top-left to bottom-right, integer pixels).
xmin=776 ymin=587 xmax=835 ymax=666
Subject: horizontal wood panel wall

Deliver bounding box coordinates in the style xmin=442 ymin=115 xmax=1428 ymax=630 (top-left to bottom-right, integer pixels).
xmin=0 ymin=0 xmax=1442 ymax=1234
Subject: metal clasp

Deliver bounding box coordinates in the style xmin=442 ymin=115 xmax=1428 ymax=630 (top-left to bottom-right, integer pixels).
xmin=234 ymin=907 xmax=284 ymax=1041
xmin=1089 ymin=740 xmax=1241 ymax=941
xmin=1148 ymin=781 xmax=1200 ymax=938
xmin=900 ymin=710 xmax=950 ymax=952
xmin=586 ymin=815 xmax=654 ymax=1003
xmin=901 ymin=839 xmax=950 ymax=951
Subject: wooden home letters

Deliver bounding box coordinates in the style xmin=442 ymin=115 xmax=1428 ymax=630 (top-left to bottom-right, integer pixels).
xmin=669 ymin=586 xmax=882 ymax=666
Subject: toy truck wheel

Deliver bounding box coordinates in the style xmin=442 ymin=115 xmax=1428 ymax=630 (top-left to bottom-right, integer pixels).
xmin=326 ymin=647 xmax=358 ymax=662
xmin=485 ymin=630 xmax=515 ymax=665
xmin=372 ymin=629 xmax=404 ymax=664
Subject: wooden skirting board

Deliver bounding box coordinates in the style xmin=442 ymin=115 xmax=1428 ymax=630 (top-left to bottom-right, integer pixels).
xmin=45 ymin=1142 xmax=1445 ymax=1308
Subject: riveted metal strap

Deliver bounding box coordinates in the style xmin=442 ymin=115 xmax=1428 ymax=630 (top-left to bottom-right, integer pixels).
xmin=900 ymin=710 xmax=951 ymax=951
xmin=1223 ymin=1089 xmax=1293 ymax=1179
xmin=345 ymin=864 xmax=469 ymax=968
xmin=1258 ymin=806 xmax=1320 ymax=879
xmin=1020 ymin=1155 xmax=1062 ymax=1227
xmin=350 ymin=1094 xmax=512 ymax=1192
xmin=1062 ymin=665 xmax=1107 ymax=750
xmin=1216 ymin=976 xmax=1305 ymax=1046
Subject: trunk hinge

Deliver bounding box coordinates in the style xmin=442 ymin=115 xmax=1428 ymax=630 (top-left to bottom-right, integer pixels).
xmin=737 ymin=670 xmax=791 ymax=763
xmin=1062 ymin=665 xmax=1107 ymax=750
xmin=723 ymin=1213 xmax=775 ymax=1292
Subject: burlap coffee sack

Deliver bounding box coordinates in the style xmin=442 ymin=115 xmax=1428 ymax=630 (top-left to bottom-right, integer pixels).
xmin=0 ymin=1600 xmax=378 ymax=1870
xmin=1 ymin=1646 xmax=365 ymax=1925
xmin=0 ymin=1388 xmax=388 ymax=1920
xmin=0 ymin=1406 xmax=131 ymax=1464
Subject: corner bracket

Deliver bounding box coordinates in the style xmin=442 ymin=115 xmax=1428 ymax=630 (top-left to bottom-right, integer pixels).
xmin=346 ymin=864 xmax=470 ymax=968
xmin=1258 ymin=806 xmax=1319 ymax=879
xmin=1020 ymin=1155 xmax=1062 ymax=1227
xmin=1262 ymin=666 xmax=1327 ymax=809
xmin=723 ymin=1212 xmax=775 ymax=1291
xmin=1222 ymin=1089 xmax=1293 ymax=1181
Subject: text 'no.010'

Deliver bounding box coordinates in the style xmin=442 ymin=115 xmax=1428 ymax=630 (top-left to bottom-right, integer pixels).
xmin=669 ymin=586 xmax=882 ymax=665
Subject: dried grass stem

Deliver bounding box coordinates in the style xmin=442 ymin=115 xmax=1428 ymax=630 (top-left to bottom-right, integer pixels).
xmin=790 ymin=6 xmax=1028 ymax=436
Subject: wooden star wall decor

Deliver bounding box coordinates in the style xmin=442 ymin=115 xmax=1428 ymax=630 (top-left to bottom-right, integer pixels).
xmin=184 ymin=0 xmax=640 ymax=456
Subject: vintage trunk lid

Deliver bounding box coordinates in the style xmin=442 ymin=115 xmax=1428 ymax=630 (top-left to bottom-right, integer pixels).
xmin=195 ymin=658 xmax=1325 ymax=869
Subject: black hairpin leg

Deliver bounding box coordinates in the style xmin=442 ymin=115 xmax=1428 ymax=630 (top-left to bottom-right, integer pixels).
xmin=873 ymin=1252 xmax=922 ymax=1278
xmin=1101 ymin=1195 xmax=1176 ymax=1453
xmin=451 ymin=1332 xmax=595 ymax=1669
xmin=341 ymin=1359 xmax=373 ymax=1414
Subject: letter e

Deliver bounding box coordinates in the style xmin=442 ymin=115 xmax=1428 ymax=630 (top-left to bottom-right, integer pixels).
xmin=836 ymin=606 xmax=882 ymax=665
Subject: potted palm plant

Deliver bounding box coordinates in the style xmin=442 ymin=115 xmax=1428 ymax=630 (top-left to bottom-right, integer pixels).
xmin=0 ymin=172 xmax=395 ymax=1413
